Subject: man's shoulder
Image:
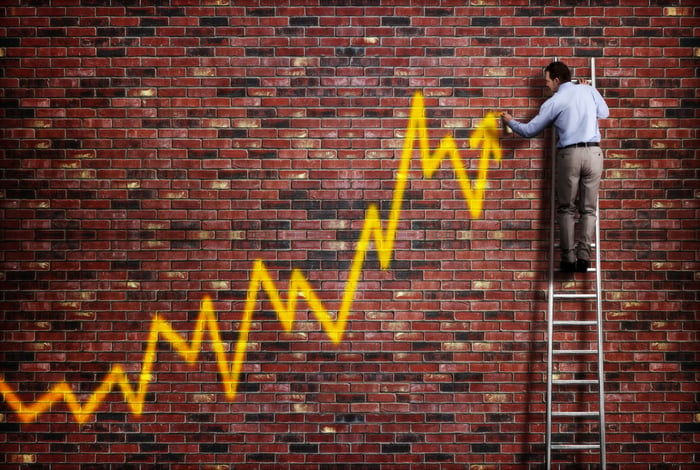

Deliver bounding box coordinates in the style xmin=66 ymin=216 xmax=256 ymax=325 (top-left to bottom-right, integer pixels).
xmin=549 ymin=83 xmax=579 ymax=106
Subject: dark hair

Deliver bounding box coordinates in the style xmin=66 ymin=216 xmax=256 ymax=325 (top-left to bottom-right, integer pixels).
xmin=545 ymin=61 xmax=571 ymax=83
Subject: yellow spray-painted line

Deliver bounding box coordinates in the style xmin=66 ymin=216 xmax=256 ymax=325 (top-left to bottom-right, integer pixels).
xmin=0 ymin=91 xmax=502 ymax=424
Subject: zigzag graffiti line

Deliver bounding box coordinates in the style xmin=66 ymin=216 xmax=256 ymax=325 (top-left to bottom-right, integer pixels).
xmin=0 ymin=91 xmax=502 ymax=424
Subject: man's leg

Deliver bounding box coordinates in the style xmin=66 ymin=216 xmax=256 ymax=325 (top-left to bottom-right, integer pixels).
xmin=576 ymin=147 xmax=604 ymax=262
xmin=556 ymin=148 xmax=579 ymax=266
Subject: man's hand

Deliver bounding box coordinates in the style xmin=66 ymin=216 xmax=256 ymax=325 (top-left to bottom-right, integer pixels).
xmin=500 ymin=112 xmax=513 ymax=134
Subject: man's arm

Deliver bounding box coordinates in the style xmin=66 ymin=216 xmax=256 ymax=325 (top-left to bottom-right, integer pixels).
xmin=501 ymin=100 xmax=555 ymax=138
xmin=592 ymin=88 xmax=609 ymax=119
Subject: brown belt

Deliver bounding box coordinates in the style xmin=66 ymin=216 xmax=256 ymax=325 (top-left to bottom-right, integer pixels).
xmin=561 ymin=142 xmax=600 ymax=149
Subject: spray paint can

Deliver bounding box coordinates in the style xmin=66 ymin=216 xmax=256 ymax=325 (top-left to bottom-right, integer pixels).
xmin=501 ymin=111 xmax=512 ymax=134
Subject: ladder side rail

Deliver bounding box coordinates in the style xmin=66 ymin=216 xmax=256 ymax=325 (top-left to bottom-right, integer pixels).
xmin=596 ymin=193 xmax=607 ymax=470
xmin=545 ymin=61 xmax=558 ymax=466
xmin=593 ymin=56 xmax=607 ymax=469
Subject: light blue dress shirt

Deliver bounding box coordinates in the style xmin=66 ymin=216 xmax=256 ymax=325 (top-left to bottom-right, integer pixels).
xmin=507 ymin=82 xmax=609 ymax=148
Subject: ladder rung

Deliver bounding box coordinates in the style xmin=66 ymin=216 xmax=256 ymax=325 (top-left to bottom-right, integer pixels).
xmin=553 ymin=242 xmax=597 ymax=249
xmin=553 ymin=320 xmax=597 ymax=326
xmin=551 ymin=443 xmax=601 ymax=450
xmin=552 ymin=379 xmax=599 ymax=385
xmin=553 ymin=349 xmax=598 ymax=355
xmin=552 ymin=411 xmax=600 ymax=417
xmin=553 ymin=237 xmax=597 ymax=244
xmin=553 ymin=293 xmax=597 ymax=299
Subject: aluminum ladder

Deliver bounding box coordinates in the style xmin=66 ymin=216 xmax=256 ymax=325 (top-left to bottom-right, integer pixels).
xmin=545 ymin=57 xmax=606 ymax=469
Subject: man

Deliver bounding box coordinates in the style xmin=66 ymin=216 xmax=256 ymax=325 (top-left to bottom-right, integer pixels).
xmin=501 ymin=61 xmax=609 ymax=273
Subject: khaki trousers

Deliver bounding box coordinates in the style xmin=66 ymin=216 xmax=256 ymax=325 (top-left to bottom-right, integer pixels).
xmin=556 ymin=146 xmax=603 ymax=263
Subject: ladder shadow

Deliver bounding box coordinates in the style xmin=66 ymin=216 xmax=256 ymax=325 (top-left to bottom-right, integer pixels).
xmin=494 ymin=124 xmax=557 ymax=465
xmin=518 ymin=125 xmax=559 ymax=466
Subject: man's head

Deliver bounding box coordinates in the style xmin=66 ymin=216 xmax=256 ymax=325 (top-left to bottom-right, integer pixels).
xmin=544 ymin=61 xmax=571 ymax=93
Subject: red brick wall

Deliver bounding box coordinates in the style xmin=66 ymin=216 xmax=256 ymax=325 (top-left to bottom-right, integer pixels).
xmin=1 ymin=2 xmax=698 ymax=468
